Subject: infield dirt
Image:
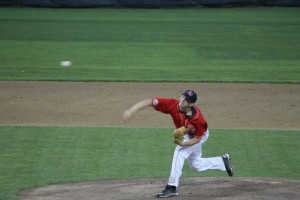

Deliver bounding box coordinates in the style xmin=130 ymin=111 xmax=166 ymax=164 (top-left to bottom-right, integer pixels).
xmin=1 ymin=82 xmax=299 ymax=129
xmin=0 ymin=82 xmax=299 ymax=200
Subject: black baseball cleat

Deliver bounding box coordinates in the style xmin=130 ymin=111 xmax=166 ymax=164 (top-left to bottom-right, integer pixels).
xmin=157 ymin=185 xmax=178 ymax=198
xmin=222 ymin=154 xmax=234 ymax=176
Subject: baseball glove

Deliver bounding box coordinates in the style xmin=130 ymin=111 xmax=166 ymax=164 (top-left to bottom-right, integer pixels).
xmin=173 ymin=126 xmax=188 ymax=145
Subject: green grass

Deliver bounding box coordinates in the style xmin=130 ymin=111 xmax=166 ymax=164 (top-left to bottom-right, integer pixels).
xmin=0 ymin=7 xmax=299 ymax=83
xmin=0 ymin=126 xmax=299 ymax=200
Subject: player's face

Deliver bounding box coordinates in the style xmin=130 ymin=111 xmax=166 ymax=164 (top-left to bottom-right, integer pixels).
xmin=179 ymin=95 xmax=190 ymax=108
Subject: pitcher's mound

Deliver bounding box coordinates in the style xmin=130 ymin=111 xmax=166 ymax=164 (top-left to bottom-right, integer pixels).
xmin=19 ymin=177 xmax=300 ymax=200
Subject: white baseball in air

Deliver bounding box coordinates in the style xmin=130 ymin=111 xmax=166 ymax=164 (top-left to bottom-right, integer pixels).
xmin=60 ymin=61 xmax=72 ymax=67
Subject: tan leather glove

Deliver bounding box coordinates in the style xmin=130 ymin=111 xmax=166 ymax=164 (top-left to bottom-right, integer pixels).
xmin=173 ymin=126 xmax=188 ymax=145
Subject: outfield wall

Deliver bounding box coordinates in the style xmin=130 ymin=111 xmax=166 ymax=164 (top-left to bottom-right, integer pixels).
xmin=1 ymin=0 xmax=299 ymax=7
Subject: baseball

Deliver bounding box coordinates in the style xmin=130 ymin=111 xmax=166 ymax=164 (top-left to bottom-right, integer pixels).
xmin=60 ymin=61 xmax=72 ymax=67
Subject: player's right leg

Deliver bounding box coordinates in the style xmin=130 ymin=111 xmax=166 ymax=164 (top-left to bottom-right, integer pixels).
xmin=222 ymin=154 xmax=234 ymax=176
xmin=188 ymin=151 xmax=233 ymax=176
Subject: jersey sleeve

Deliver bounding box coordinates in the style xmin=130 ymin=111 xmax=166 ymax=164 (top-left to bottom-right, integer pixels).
xmin=152 ymin=97 xmax=176 ymax=114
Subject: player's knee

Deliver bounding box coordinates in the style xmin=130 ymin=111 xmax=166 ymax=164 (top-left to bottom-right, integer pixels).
xmin=188 ymin=163 xmax=198 ymax=171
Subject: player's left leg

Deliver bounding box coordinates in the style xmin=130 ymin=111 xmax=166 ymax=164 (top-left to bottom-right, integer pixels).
xmin=158 ymin=144 xmax=190 ymax=198
xmin=167 ymin=134 xmax=202 ymax=187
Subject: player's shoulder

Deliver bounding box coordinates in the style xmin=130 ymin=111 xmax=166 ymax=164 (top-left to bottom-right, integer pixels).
xmin=191 ymin=106 xmax=205 ymax=120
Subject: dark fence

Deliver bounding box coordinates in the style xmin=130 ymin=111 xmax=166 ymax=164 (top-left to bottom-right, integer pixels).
xmin=1 ymin=0 xmax=299 ymax=7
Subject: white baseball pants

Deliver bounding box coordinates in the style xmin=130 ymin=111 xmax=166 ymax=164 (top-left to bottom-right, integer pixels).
xmin=168 ymin=130 xmax=226 ymax=187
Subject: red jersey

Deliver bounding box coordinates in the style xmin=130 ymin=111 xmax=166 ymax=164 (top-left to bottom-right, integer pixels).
xmin=152 ymin=97 xmax=208 ymax=139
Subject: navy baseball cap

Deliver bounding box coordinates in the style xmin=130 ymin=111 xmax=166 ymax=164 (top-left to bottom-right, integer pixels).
xmin=182 ymin=90 xmax=197 ymax=103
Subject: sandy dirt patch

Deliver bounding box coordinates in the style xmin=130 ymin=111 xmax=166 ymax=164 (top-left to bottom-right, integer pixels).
xmin=19 ymin=177 xmax=300 ymax=200
xmin=1 ymin=82 xmax=299 ymax=129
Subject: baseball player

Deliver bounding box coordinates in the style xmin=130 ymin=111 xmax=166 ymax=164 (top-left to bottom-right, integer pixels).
xmin=123 ymin=90 xmax=233 ymax=198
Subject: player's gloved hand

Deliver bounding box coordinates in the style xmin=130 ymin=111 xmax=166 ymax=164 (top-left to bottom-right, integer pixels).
xmin=173 ymin=126 xmax=188 ymax=145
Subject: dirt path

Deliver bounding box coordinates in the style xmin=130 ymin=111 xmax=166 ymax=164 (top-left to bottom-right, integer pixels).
xmin=1 ymin=81 xmax=299 ymax=200
xmin=1 ymin=81 xmax=299 ymax=129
